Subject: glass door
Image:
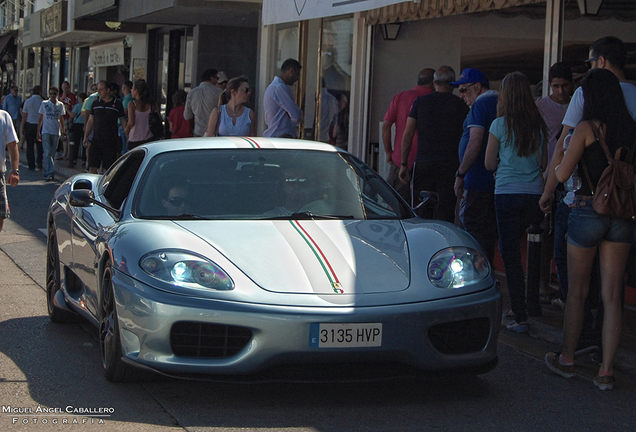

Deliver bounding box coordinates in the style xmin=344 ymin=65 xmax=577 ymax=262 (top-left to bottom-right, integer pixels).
xmin=274 ymin=17 xmax=353 ymax=146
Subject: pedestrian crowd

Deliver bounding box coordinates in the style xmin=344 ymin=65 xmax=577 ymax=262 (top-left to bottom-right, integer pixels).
xmin=1 ymin=36 xmax=635 ymax=392
xmin=382 ymin=36 xmax=636 ymax=392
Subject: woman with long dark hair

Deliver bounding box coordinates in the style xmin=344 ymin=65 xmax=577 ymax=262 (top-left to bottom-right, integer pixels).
xmin=485 ymin=71 xmax=549 ymax=334
xmin=124 ymin=79 xmax=156 ymax=149
xmin=545 ymin=68 xmax=636 ymax=390
xmin=205 ymin=75 xmax=255 ymax=137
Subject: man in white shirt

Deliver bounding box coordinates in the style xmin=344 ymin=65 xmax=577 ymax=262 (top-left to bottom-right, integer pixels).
xmin=38 ymin=87 xmax=66 ymax=181
xmin=0 ymin=109 xmax=19 ymax=232
xmin=20 ymin=86 xmax=44 ymax=171
xmin=263 ymin=59 xmax=303 ymax=138
xmin=184 ymin=69 xmax=222 ymax=136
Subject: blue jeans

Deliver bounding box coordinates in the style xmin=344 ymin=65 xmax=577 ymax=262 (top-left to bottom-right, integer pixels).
xmin=495 ymin=193 xmax=543 ymax=323
xmin=460 ymin=189 xmax=497 ymax=265
xmin=42 ymin=133 xmax=59 ymax=178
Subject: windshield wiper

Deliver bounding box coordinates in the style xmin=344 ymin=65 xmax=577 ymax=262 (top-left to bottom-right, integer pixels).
xmin=149 ymin=214 xmax=212 ymax=220
xmin=264 ymin=212 xmax=354 ymax=220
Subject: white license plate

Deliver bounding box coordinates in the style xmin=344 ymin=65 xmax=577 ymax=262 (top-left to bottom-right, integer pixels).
xmin=309 ymin=323 xmax=382 ymax=348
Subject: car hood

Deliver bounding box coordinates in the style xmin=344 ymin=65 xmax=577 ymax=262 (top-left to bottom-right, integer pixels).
xmin=176 ymin=220 xmax=409 ymax=295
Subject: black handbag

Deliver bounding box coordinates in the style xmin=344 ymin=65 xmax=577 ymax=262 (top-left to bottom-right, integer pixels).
xmin=148 ymin=105 xmax=164 ymax=140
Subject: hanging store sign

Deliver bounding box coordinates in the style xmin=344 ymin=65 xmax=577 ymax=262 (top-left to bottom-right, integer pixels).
xmin=41 ymin=1 xmax=68 ymax=38
xmin=89 ymin=41 xmax=124 ymax=67
xmin=263 ymin=0 xmax=405 ymax=25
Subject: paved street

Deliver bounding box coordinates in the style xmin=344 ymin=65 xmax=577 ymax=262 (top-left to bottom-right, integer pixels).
xmin=1 ymin=164 xmax=636 ymax=431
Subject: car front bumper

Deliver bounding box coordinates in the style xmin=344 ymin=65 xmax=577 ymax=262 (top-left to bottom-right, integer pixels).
xmin=112 ymin=271 xmax=502 ymax=377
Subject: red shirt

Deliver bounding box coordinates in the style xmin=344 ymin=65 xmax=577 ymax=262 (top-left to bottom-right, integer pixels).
xmin=383 ymin=86 xmax=433 ymax=169
xmin=60 ymin=92 xmax=76 ymax=120
xmin=168 ymin=105 xmax=193 ymax=138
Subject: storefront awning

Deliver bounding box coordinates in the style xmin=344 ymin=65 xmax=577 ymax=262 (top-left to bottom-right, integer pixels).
xmin=262 ymin=0 xmax=406 ymax=25
xmin=366 ymin=0 xmax=546 ymax=24
xmin=0 ymin=34 xmax=13 ymax=59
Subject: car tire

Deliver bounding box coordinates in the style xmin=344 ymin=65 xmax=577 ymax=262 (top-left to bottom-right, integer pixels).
xmin=99 ymin=259 xmax=143 ymax=382
xmin=46 ymin=228 xmax=77 ymax=323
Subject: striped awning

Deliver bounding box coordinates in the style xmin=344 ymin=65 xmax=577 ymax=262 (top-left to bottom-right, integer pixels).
xmin=366 ymin=0 xmax=546 ymax=25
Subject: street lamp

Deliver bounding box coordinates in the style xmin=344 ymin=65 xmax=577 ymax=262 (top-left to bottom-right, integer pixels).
xmin=577 ymin=0 xmax=603 ymax=15
xmin=380 ymin=23 xmax=401 ymax=41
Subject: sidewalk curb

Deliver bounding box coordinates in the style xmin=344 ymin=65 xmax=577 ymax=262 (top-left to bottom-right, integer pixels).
xmin=500 ymin=308 xmax=636 ymax=384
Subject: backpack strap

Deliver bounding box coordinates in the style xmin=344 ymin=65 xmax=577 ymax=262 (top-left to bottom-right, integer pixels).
xmin=594 ymin=123 xmax=614 ymax=163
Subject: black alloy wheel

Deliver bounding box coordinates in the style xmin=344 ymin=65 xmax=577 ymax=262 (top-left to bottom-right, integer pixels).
xmin=46 ymin=228 xmax=75 ymax=323
xmin=99 ymin=259 xmax=141 ymax=382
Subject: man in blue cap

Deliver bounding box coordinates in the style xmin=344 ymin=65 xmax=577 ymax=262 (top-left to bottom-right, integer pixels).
xmin=451 ymin=68 xmax=498 ymax=265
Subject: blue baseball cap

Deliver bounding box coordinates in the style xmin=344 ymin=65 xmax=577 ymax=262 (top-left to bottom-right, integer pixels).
xmin=450 ymin=68 xmax=489 ymax=87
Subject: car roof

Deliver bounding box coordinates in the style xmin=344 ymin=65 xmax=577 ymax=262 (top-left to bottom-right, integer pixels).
xmin=136 ymin=137 xmax=344 ymax=156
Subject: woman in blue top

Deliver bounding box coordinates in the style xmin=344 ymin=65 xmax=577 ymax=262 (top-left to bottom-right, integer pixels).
xmin=485 ymin=71 xmax=548 ymax=334
xmin=205 ymin=76 xmax=255 ymax=137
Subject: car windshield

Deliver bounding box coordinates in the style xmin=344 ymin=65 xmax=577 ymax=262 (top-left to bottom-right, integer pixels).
xmin=134 ymin=149 xmax=413 ymax=220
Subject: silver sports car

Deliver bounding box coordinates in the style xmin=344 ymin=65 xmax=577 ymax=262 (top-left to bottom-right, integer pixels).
xmin=47 ymin=137 xmax=501 ymax=382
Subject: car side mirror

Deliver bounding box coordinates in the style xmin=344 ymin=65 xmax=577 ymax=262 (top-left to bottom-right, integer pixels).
xmin=412 ymin=191 xmax=439 ymax=219
xmin=69 ymin=189 xmax=121 ymax=218
xmin=69 ymin=189 xmax=95 ymax=207
xmin=72 ymin=179 xmax=93 ymax=191
xmin=418 ymin=191 xmax=439 ymax=209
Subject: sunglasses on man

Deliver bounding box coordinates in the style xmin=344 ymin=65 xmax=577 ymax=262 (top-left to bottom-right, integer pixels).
xmin=584 ymin=56 xmax=600 ymax=69
xmin=459 ymin=83 xmax=477 ymax=94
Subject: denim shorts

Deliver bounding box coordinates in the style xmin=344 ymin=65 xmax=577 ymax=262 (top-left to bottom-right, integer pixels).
xmin=567 ymin=198 xmax=635 ymax=248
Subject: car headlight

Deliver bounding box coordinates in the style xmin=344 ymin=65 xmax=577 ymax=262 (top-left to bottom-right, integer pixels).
xmin=428 ymin=247 xmax=490 ymax=289
xmin=140 ymin=250 xmax=234 ymax=291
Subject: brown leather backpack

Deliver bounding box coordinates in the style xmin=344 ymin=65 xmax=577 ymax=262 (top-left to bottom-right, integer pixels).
xmin=581 ymin=126 xmax=636 ymax=220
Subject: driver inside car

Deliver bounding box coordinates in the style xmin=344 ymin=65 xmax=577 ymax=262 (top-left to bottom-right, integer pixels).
xmin=264 ymin=168 xmax=322 ymax=216
xmin=161 ymin=185 xmax=190 ymax=216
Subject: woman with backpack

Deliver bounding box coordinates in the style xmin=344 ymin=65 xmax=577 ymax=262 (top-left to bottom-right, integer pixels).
xmin=545 ymin=68 xmax=636 ymax=390
xmin=485 ymin=71 xmax=548 ymax=335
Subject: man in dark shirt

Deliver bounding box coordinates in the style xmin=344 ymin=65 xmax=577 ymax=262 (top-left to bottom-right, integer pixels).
xmin=399 ymin=66 xmax=468 ymax=222
xmin=83 ymin=81 xmax=127 ymax=173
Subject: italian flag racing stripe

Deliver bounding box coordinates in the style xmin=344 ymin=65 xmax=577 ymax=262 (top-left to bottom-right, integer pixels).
xmin=288 ymin=220 xmax=344 ymax=294
xmin=239 ymin=136 xmax=261 ymax=148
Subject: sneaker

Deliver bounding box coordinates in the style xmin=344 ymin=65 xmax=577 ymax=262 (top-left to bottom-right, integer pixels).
xmin=506 ymin=321 xmax=528 ymax=333
xmin=45 ymin=175 xmax=54 ymax=182
xmin=545 ymin=352 xmax=575 ymax=378
xmin=502 ymin=309 xmax=514 ymax=319
xmin=551 ymin=298 xmax=565 ymax=310
xmin=594 ymin=375 xmax=614 ymax=390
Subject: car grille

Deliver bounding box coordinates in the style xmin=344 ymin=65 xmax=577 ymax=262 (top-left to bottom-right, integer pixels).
xmin=427 ymin=318 xmax=491 ymax=354
xmin=170 ymin=321 xmax=252 ymax=358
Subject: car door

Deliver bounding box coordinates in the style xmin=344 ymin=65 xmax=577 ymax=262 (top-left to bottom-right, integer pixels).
xmin=71 ymin=152 xmax=145 ymax=318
